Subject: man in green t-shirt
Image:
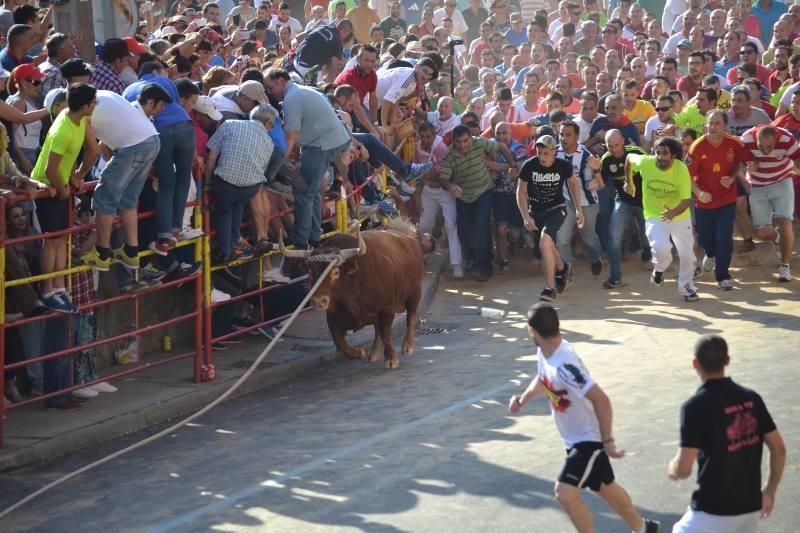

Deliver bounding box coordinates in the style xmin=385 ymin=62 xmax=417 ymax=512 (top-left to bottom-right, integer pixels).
xmin=31 ymin=83 xmax=99 ymax=313
xmin=625 ymin=137 xmax=699 ymax=302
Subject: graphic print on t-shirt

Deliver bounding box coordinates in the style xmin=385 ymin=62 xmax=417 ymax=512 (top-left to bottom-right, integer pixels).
xmin=542 ymin=375 xmax=571 ymax=412
xmin=725 ymin=402 xmax=761 ymax=452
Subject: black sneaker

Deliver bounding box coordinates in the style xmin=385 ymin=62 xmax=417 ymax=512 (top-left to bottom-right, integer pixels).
xmin=539 ymin=287 xmax=557 ymax=302
xmin=683 ymin=285 xmax=699 ymax=302
xmin=602 ymin=278 xmax=622 ymax=289
xmin=163 ymin=261 xmax=202 ymax=283
xmin=644 ymin=518 xmax=661 ymax=533
xmin=650 ymin=270 xmax=664 ymax=286
xmin=555 ymin=263 xmax=570 ymax=293
xmin=641 ymin=249 xmax=652 ymax=262
xmin=590 ymin=260 xmax=602 ymax=276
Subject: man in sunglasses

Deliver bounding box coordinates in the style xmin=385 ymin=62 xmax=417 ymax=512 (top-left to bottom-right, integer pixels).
xmin=643 ymin=95 xmax=678 ymax=153
xmin=726 ymin=42 xmax=771 ymax=87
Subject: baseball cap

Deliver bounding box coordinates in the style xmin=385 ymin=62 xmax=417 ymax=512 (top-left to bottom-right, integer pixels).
xmin=406 ymin=41 xmax=426 ymax=54
xmin=239 ymin=80 xmax=268 ymax=104
xmin=535 ymin=134 xmax=557 ymax=149
xmin=11 ymin=63 xmax=44 ymax=81
xmin=60 ymin=58 xmax=94 ymax=78
xmin=677 ymin=39 xmax=693 ymax=50
xmin=169 ymin=15 xmax=189 ymax=25
xmin=44 ymin=88 xmax=67 ymax=117
xmin=193 ymin=95 xmax=223 ymax=121
xmin=510 ymin=12 xmax=522 ymax=22
xmin=160 ymin=25 xmax=178 ymax=37
xmin=123 ymin=36 xmax=147 ymax=54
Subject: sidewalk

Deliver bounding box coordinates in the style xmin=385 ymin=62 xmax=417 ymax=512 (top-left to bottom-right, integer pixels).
xmin=0 ymin=252 xmax=448 ymax=473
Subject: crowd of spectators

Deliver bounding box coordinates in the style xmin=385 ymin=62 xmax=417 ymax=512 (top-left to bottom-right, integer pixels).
xmin=2 ymin=0 xmax=800 ymax=408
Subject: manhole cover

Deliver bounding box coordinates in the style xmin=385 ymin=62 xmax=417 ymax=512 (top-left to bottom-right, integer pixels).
xmin=418 ymin=327 xmax=449 ymax=335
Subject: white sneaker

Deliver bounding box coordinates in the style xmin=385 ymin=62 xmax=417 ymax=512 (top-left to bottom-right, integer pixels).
xmin=211 ymin=288 xmax=232 ymax=303
xmin=91 ymin=381 xmax=117 ymax=393
xmin=453 ymin=264 xmax=464 ymax=279
xmin=702 ymin=255 xmax=715 ymax=273
xmin=718 ymin=279 xmax=734 ymax=291
xmin=73 ymin=387 xmax=99 ymax=398
xmin=778 ymin=263 xmax=791 ymax=282
xmin=179 ymin=228 xmax=204 ymax=240
xmin=262 ymin=267 xmax=291 ymax=283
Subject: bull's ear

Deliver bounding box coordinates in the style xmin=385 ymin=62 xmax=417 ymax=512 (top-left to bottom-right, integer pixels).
xmin=330 ymin=267 xmax=341 ymax=281
xmin=342 ymin=261 xmax=359 ymax=276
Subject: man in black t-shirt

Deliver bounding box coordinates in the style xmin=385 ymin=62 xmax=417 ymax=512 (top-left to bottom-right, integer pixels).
xmin=290 ymin=20 xmax=353 ymax=79
xmin=517 ymin=135 xmax=584 ymax=302
xmin=599 ymin=130 xmax=650 ymax=289
xmin=669 ymin=335 xmax=786 ymax=533
xmin=379 ymin=1 xmax=407 ymax=41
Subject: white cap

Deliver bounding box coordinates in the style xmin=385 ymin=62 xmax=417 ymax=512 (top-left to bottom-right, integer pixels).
xmin=193 ymin=95 xmax=223 ymax=121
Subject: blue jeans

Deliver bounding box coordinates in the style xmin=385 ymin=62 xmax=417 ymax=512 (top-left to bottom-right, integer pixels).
xmin=353 ymin=132 xmax=410 ymax=178
xmin=456 ymin=188 xmax=494 ymax=276
xmin=291 ymin=140 xmax=351 ymax=247
xmin=43 ymin=316 xmax=71 ymax=408
xmin=596 ymin=186 xmax=613 ymax=251
xmin=557 ymin=202 xmax=601 ymax=265
xmin=608 ymin=200 xmax=648 ymax=282
xmin=19 ymin=321 xmax=43 ymax=391
xmin=93 ymin=135 xmax=161 ymax=214
xmin=211 ymin=175 xmax=261 ymax=258
xmin=695 ymin=202 xmax=736 ymax=282
xmin=152 ymin=121 xmax=196 ymax=240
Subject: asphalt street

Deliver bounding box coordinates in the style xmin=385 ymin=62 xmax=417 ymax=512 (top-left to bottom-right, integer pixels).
xmin=0 ymin=248 xmax=798 ymax=532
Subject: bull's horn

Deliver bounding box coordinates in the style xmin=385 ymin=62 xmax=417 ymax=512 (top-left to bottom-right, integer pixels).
xmin=339 ymin=231 xmax=367 ymax=260
xmin=278 ymin=233 xmax=313 ymax=259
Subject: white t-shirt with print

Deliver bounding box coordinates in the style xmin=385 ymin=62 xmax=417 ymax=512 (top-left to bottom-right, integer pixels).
xmin=537 ymin=340 xmax=601 ymax=448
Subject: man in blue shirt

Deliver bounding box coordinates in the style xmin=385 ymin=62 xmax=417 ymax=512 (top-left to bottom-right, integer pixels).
xmin=0 ymin=24 xmax=34 ymax=72
xmin=753 ymin=0 xmax=788 ymax=46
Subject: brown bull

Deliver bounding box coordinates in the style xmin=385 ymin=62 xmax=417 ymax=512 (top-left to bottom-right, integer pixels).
xmin=281 ymin=230 xmax=423 ymax=369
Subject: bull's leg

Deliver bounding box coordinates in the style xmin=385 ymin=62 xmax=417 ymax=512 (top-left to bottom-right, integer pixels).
xmin=327 ymin=314 xmax=365 ymax=360
xmin=366 ymin=321 xmax=382 ymax=363
xmin=402 ymin=293 xmax=420 ymax=357
xmin=379 ymin=311 xmax=399 ymax=369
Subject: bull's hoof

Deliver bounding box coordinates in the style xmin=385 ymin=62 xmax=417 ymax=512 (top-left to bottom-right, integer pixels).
xmin=384 ymin=357 xmax=400 ymax=369
xmin=402 ymin=341 xmax=415 ymax=356
xmin=367 ymin=349 xmax=381 ymax=363
xmin=345 ymin=348 xmax=365 ymax=360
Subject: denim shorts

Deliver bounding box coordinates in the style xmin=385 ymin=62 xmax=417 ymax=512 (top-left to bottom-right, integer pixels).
xmin=748 ymin=178 xmax=795 ymax=229
xmin=92 ymin=135 xmax=161 ymax=215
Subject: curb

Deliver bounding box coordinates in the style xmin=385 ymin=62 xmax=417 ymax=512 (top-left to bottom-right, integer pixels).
xmin=0 ymin=252 xmax=447 ymax=474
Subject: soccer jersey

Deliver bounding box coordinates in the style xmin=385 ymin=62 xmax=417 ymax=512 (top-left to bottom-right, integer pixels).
xmin=599 ymin=145 xmax=646 ymax=206
xmin=627 ymin=154 xmax=693 ymax=221
xmin=739 ymin=126 xmax=800 ymax=187
xmin=537 ymin=340 xmax=601 ymax=448
xmin=771 ymin=113 xmax=800 ymax=142
xmin=687 ymin=134 xmax=744 ymax=209
xmin=623 ymin=99 xmax=656 ymax=137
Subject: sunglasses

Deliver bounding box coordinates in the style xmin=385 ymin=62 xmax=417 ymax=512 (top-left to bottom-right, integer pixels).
xmin=656 ymin=107 xmax=670 ymax=112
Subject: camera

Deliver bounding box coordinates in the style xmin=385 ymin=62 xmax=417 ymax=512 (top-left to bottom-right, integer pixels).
xmin=448 ymin=38 xmax=464 ymax=47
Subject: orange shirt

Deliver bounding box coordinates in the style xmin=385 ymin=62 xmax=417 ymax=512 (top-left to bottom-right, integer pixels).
xmin=480 ymin=122 xmax=535 ymax=143
xmin=686 ymin=133 xmax=744 ymax=209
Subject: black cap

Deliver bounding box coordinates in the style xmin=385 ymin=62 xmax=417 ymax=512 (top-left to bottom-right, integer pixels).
xmin=60 ymin=58 xmax=94 ymax=79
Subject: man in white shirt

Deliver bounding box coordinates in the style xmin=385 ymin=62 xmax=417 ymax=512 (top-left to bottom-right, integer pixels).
xmin=574 ymin=91 xmax=603 ymax=144
xmin=509 ymin=303 xmax=661 ymax=533
xmin=270 ymin=2 xmax=304 ymax=37
xmin=376 ymin=57 xmax=437 ymax=130
xmin=433 ymin=0 xmax=468 ymax=37
xmin=427 ymin=96 xmax=459 ymax=137
xmin=79 ymin=86 xmax=169 ymax=271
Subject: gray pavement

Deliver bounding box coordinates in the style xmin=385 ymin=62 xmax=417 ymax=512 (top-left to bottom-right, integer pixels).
xmin=0 ymin=240 xmax=798 ymax=532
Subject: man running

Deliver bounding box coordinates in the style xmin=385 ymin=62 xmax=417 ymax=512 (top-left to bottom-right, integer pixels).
xmin=687 ymin=110 xmax=746 ymax=291
xmin=509 ymin=303 xmax=660 ymax=533
xmin=669 ymin=334 xmax=786 ymax=533
xmin=625 ymin=137 xmax=698 ymax=302
xmin=517 ymin=135 xmax=584 ymax=302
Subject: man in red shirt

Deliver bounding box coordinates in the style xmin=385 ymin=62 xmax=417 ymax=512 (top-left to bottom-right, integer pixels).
xmin=771 ymin=90 xmax=800 ymax=141
xmin=677 ymin=52 xmax=705 ymax=102
xmin=334 ymin=44 xmax=381 ymax=138
xmin=687 ymin=110 xmax=746 ymax=291
xmin=726 ymin=42 xmax=771 ymax=87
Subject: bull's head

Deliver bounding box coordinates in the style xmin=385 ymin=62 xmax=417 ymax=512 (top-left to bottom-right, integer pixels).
xmin=279 ymin=232 xmax=367 ymax=311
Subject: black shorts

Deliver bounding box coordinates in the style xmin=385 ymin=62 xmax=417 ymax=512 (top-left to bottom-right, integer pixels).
xmin=532 ymin=205 xmax=567 ymax=241
xmin=35 ymin=197 xmax=70 ymax=233
xmin=493 ymin=193 xmax=523 ymax=227
xmin=558 ymin=441 xmax=615 ymax=492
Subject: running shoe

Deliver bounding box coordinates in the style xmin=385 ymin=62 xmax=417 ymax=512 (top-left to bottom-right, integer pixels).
xmin=683 ymin=285 xmax=699 ymax=302
xmin=590 ymin=260 xmax=602 ymax=276
xmin=555 ymin=263 xmax=570 ymax=293
xmin=407 ymin=161 xmax=433 ymax=181
xmin=79 ymin=247 xmax=111 ymax=272
xmin=718 ymin=279 xmax=734 ymax=291
xmin=602 ymin=278 xmax=622 ymax=289
xmin=539 ymin=287 xmax=557 ymax=302
xmin=778 ymin=263 xmax=791 ymax=283
xmin=113 ymin=247 xmax=140 ymax=270
xmin=149 ymin=239 xmax=170 ymax=256
xmin=701 ymin=255 xmax=715 ymax=273
xmin=650 ymin=270 xmax=664 ymax=286
xmin=163 ymin=261 xmax=202 ymax=283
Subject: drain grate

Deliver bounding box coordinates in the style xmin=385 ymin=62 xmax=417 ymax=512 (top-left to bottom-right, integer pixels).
xmin=418 ymin=327 xmax=449 ymax=335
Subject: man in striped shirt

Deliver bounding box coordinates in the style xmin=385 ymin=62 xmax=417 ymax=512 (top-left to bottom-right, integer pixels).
xmin=438 ymin=125 xmax=519 ymax=282
xmin=740 ymin=125 xmax=800 ymax=282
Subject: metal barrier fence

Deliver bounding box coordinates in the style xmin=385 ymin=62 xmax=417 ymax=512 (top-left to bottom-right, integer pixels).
xmin=0 ymin=162 xmax=396 ymax=448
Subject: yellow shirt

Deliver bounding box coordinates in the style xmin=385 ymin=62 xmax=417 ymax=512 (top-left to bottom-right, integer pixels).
xmin=345 ymin=6 xmax=380 ymax=44
xmin=624 ymin=99 xmax=656 ymax=137
xmin=685 ymin=89 xmax=731 ymax=112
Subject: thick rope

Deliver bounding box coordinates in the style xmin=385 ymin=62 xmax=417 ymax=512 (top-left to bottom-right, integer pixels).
xmin=0 ymin=260 xmax=339 ymax=520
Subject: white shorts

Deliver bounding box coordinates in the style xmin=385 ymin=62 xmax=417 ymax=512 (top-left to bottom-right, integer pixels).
xmin=672 ymin=508 xmax=760 ymax=533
